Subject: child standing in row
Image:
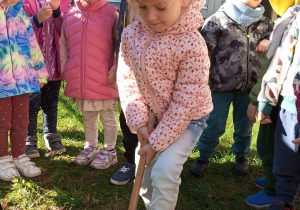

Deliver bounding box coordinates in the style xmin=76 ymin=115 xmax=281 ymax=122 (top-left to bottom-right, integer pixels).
xmin=244 ymin=0 xmax=300 ymax=206
xmin=60 ymin=0 xmax=120 ymax=169
xmin=0 ymin=0 xmax=48 ymax=181
xmin=22 ymin=0 xmax=70 ymax=158
xmin=110 ymin=0 xmax=138 ymax=186
xmin=117 ymin=0 xmax=213 ymax=208
xmin=257 ymin=0 xmax=300 ymax=209
xmin=245 ymin=55 xmax=278 ymax=208
xmin=189 ymin=0 xmax=273 ymax=176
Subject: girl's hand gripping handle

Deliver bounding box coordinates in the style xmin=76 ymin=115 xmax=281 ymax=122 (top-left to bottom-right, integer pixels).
xmin=129 ymin=111 xmax=156 ymax=210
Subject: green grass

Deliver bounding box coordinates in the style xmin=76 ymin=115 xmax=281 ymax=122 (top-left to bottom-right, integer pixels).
xmin=0 ymin=89 xmax=299 ymax=209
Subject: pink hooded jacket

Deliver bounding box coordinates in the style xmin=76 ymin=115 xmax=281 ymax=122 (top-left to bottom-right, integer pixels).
xmin=117 ymin=0 xmax=213 ymax=152
xmin=22 ymin=0 xmax=70 ymax=81
xmin=60 ymin=0 xmax=119 ymax=100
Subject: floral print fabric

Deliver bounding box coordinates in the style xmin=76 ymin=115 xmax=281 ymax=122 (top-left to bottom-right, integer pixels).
xmin=117 ymin=0 xmax=213 ymax=152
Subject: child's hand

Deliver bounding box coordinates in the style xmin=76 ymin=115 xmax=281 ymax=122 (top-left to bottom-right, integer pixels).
xmin=292 ymin=138 xmax=300 ymax=145
xmin=47 ymin=0 xmax=60 ymax=11
xmin=137 ymin=126 xmax=149 ymax=145
xmin=138 ymin=143 xmax=157 ymax=166
xmin=257 ymin=111 xmax=272 ymax=124
xmin=247 ymin=103 xmax=257 ymax=123
xmin=37 ymin=6 xmax=53 ymax=23
xmin=0 ymin=0 xmax=21 ymax=7
xmin=108 ymin=69 xmax=116 ymax=84
xmin=255 ymin=39 xmax=270 ymax=53
xmin=40 ymin=83 xmax=45 ymax=88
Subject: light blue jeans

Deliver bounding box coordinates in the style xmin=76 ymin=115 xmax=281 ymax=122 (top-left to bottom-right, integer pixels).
xmin=138 ymin=116 xmax=208 ymax=210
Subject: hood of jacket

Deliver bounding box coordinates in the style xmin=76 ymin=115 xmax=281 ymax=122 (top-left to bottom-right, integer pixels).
xmin=136 ymin=0 xmax=204 ymax=35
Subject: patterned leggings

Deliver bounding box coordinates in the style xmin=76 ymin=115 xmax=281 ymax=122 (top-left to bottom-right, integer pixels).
xmin=27 ymin=80 xmax=61 ymax=136
xmin=0 ymin=94 xmax=29 ymax=158
xmin=82 ymin=110 xmax=118 ymax=150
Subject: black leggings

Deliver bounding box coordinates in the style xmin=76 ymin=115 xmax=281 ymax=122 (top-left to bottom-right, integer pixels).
xmin=119 ymin=110 xmax=138 ymax=164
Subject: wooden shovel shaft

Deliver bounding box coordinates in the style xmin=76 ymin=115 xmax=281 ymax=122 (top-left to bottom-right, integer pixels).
xmin=128 ymin=111 xmax=156 ymax=210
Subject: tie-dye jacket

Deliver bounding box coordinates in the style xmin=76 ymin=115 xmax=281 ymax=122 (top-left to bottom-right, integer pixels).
xmin=258 ymin=10 xmax=300 ymax=116
xmin=0 ymin=1 xmax=48 ymax=99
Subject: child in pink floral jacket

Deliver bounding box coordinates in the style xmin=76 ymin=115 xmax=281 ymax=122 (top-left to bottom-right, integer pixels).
xmin=117 ymin=0 xmax=213 ymax=208
xmin=22 ymin=0 xmax=70 ymax=158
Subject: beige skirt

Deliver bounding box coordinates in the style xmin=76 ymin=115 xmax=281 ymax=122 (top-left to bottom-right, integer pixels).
xmin=71 ymin=98 xmax=118 ymax=112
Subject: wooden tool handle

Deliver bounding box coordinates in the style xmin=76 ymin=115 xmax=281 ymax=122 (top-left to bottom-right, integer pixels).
xmin=128 ymin=111 xmax=156 ymax=210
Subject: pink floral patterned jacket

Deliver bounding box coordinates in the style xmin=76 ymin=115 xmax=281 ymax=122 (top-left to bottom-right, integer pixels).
xmin=117 ymin=0 xmax=213 ymax=152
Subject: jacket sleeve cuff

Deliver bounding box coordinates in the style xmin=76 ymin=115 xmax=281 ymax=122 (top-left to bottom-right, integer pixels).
xmin=52 ymin=6 xmax=61 ymax=18
xmin=257 ymin=102 xmax=273 ymax=115
xmin=38 ymin=78 xmax=48 ymax=84
xmin=136 ymin=122 xmax=147 ymax=133
xmin=250 ymin=98 xmax=258 ymax=106
xmin=33 ymin=15 xmax=43 ymax=28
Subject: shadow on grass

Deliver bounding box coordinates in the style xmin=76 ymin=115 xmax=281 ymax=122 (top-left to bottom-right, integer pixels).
xmin=1 ymin=145 xmax=299 ymax=209
xmin=0 ymin=181 xmax=12 ymax=200
xmin=17 ymin=140 xmax=140 ymax=209
xmin=0 ymin=150 xmax=266 ymax=210
xmin=180 ymin=159 xmax=266 ymax=210
xmin=189 ymin=142 xmax=261 ymax=163
xmin=58 ymin=95 xmax=83 ymax=124
xmin=34 ymin=129 xmax=124 ymax=145
xmin=2 ymin=134 xmax=299 ymax=209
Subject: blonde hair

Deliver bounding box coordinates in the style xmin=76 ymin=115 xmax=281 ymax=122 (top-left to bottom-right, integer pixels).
xmin=128 ymin=0 xmax=190 ymax=22
xmin=128 ymin=0 xmax=138 ymax=22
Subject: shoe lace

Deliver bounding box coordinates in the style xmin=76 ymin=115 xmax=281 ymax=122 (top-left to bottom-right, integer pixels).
xmin=119 ymin=166 xmax=130 ymax=173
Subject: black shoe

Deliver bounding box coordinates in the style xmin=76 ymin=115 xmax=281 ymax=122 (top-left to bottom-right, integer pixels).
xmin=25 ymin=136 xmax=40 ymax=158
xmin=268 ymin=199 xmax=294 ymax=210
xmin=235 ymin=156 xmax=248 ymax=175
xmin=189 ymin=157 xmax=209 ymax=177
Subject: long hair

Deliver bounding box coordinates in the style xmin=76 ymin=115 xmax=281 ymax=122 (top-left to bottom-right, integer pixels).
xmin=128 ymin=0 xmax=138 ymax=22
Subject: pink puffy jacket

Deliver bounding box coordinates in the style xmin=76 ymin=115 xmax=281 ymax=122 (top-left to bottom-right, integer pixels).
xmin=117 ymin=0 xmax=213 ymax=152
xmin=22 ymin=0 xmax=70 ymax=81
xmin=60 ymin=0 xmax=119 ymax=100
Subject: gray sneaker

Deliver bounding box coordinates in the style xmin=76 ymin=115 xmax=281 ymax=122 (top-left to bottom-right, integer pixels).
xmin=25 ymin=136 xmax=40 ymax=158
xmin=44 ymin=133 xmax=66 ymax=153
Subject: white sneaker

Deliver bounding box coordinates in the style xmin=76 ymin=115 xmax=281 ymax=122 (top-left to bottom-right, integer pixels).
xmin=0 ymin=155 xmax=20 ymax=181
xmin=13 ymin=154 xmax=41 ymax=177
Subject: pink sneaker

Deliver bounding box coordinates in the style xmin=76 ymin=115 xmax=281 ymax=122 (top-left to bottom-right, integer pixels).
xmin=74 ymin=145 xmax=100 ymax=165
xmin=90 ymin=149 xmax=117 ymax=169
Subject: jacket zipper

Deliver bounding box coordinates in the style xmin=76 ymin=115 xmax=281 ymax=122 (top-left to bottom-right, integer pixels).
xmin=6 ymin=12 xmax=19 ymax=91
xmin=81 ymin=10 xmax=87 ymax=98
xmin=140 ymin=33 xmax=163 ymax=121
xmin=242 ymin=26 xmax=250 ymax=93
xmin=46 ymin=19 xmax=51 ymax=80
